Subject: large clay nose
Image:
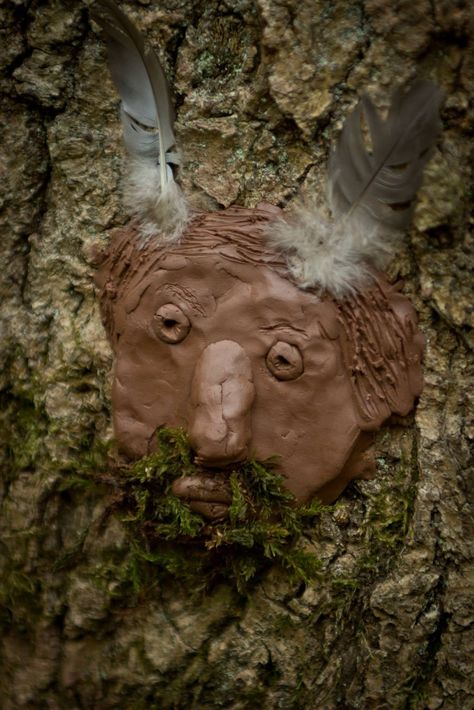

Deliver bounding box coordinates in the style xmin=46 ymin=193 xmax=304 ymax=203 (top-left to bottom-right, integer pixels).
xmin=188 ymin=340 xmax=255 ymax=467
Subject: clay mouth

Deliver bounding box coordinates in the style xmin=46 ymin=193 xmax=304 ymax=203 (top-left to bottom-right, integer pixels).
xmin=171 ymin=475 xmax=232 ymax=521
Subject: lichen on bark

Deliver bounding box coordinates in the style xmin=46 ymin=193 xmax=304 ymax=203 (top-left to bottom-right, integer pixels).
xmin=1 ymin=0 xmax=473 ymax=708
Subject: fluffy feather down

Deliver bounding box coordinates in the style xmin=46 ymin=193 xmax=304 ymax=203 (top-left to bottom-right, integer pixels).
xmin=123 ymin=157 xmax=189 ymax=244
xmin=268 ymin=81 xmax=442 ymax=296
xmin=268 ymin=204 xmax=381 ymax=297
xmin=93 ymin=0 xmax=188 ymax=243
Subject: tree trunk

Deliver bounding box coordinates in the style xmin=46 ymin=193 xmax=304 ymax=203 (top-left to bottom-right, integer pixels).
xmin=1 ymin=0 xmax=473 ymax=707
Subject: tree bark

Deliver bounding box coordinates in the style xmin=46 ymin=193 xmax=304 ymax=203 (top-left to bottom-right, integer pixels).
xmin=1 ymin=0 xmax=473 ymax=708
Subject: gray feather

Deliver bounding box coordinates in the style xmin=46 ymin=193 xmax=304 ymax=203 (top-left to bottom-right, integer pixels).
xmin=91 ymin=0 xmax=177 ymax=189
xmin=120 ymin=108 xmax=180 ymax=164
xmin=329 ymin=80 xmax=443 ymax=234
xmin=91 ymin=0 xmax=189 ymax=244
xmin=268 ymin=81 xmax=443 ymax=297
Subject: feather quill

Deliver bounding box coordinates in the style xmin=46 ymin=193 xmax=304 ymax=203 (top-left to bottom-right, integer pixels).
xmin=91 ymin=0 xmax=188 ymax=242
xmin=269 ymin=80 xmax=443 ymax=296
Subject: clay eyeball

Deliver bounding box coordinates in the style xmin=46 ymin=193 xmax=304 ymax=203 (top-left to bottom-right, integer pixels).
xmin=152 ymin=303 xmax=191 ymax=344
xmin=266 ymin=341 xmax=303 ymax=381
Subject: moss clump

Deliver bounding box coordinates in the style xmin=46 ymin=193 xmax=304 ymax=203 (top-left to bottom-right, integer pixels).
xmin=0 ymin=564 xmax=42 ymax=633
xmin=94 ymin=428 xmax=327 ymax=596
xmin=317 ymin=443 xmax=419 ymax=627
xmin=0 ymin=389 xmax=48 ymax=479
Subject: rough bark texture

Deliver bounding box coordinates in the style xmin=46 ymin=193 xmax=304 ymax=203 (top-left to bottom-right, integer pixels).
xmin=1 ymin=0 xmax=473 ymax=708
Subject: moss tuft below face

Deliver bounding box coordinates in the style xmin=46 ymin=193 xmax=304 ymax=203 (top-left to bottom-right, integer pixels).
xmin=82 ymin=428 xmax=329 ymax=596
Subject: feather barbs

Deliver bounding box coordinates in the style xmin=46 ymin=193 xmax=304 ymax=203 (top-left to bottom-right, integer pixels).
xmin=92 ymin=0 xmax=189 ymax=243
xmin=329 ymin=81 xmax=443 ymax=230
xmin=92 ymin=1 xmax=442 ymax=296
xmin=268 ymin=80 xmax=443 ymax=296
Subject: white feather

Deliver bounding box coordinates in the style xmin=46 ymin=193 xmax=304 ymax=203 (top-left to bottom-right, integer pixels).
xmin=123 ymin=157 xmax=190 ymax=244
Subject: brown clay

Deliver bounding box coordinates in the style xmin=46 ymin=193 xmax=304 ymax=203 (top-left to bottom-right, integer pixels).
xmin=95 ymin=204 xmax=424 ymax=519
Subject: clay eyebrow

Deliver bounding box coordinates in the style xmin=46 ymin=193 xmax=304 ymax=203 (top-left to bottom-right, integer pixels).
xmin=156 ymin=283 xmax=207 ymax=317
xmin=259 ymin=322 xmax=310 ymax=338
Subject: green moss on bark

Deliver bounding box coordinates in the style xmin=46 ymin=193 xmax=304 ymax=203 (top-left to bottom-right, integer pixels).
xmin=69 ymin=428 xmax=328 ymax=596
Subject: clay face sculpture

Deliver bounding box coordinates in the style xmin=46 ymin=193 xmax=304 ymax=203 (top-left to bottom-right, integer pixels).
xmin=95 ymin=205 xmax=424 ymax=519
xmin=92 ymin=2 xmax=440 ymax=520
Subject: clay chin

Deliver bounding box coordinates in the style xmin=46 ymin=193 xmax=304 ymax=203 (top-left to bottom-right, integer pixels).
xmin=95 ymin=203 xmax=424 ymax=520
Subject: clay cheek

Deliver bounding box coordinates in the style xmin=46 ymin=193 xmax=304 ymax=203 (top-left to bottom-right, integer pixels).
xmin=247 ymin=342 xmax=359 ymax=502
xmin=111 ymin=328 xmax=196 ymax=457
xmin=301 ymin=336 xmax=344 ymax=381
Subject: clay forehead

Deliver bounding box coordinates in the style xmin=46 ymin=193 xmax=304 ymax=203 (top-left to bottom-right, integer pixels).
xmin=102 ymin=204 xmax=342 ymax=340
xmin=126 ymin=247 xmax=340 ymax=340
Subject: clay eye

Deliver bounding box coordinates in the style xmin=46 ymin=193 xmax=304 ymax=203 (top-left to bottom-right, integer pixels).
xmin=266 ymin=341 xmax=303 ymax=381
xmin=152 ymin=303 xmax=191 ymax=344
